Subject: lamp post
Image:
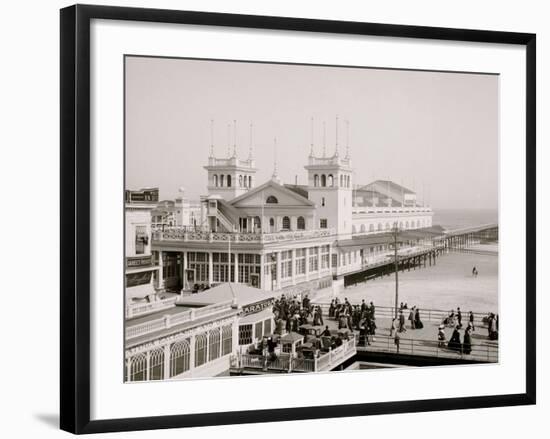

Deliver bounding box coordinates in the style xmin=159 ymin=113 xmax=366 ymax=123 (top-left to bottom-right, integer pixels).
xmin=393 ymin=226 xmax=400 ymax=320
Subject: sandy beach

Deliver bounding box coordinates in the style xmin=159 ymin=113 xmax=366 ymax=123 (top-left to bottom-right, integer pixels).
xmin=318 ymin=247 xmax=498 ymax=313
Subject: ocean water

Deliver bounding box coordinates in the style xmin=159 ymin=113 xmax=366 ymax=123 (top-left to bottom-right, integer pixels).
xmin=432 ymin=208 xmax=498 ymax=231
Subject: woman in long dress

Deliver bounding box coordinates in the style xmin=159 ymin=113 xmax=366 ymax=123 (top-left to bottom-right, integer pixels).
xmin=463 ymin=328 xmax=472 ymax=354
xmin=414 ymin=308 xmax=424 ymax=329
xmin=448 ymin=326 xmax=462 ymax=351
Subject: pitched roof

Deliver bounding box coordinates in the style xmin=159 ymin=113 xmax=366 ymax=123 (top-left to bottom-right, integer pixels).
xmin=284 ymin=184 xmax=309 ymax=199
xmin=364 ymin=180 xmax=415 ymax=194
xmin=228 ymin=179 xmax=315 ymax=207
xmin=178 ymin=283 xmax=275 ymax=307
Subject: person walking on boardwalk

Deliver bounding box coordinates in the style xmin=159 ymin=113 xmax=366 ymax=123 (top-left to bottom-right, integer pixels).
xmin=448 ymin=326 xmax=462 ymax=351
xmin=409 ymin=307 xmax=416 ymax=329
xmin=394 ymin=329 xmax=401 ymax=353
xmin=415 ymin=308 xmax=424 ymax=329
xmin=457 ymin=307 xmax=463 ymax=329
xmin=472 ymin=266 xmax=477 ymax=276
xmin=463 ymin=327 xmax=472 ymax=354
xmin=469 ymin=311 xmax=475 ymax=331
xmin=438 ymin=325 xmax=446 ymax=348
xmin=390 ymin=317 xmax=397 ymax=337
xmin=399 ymin=310 xmax=407 ymax=332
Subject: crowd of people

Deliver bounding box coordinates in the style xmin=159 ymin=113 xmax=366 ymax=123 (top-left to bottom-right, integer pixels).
xmin=270 ymin=292 xmax=497 ymax=358
xmin=272 ymin=294 xmax=324 ymax=333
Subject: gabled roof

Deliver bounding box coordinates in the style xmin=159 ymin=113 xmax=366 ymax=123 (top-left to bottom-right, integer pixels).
xmin=229 ymin=179 xmax=315 ymax=207
xmin=178 ymin=283 xmax=276 ymax=307
xmin=284 ymin=184 xmax=309 ymax=199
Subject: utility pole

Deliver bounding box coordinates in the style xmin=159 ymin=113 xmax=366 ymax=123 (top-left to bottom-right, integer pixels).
xmin=394 ymin=226 xmax=399 ymax=319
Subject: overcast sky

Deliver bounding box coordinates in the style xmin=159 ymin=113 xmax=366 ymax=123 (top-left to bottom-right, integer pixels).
xmin=125 ymin=56 xmax=498 ymax=210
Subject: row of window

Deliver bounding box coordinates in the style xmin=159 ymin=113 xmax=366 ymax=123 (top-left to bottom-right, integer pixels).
xmin=352 ymin=219 xmax=428 ymax=234
xmin=238 ymin=318 xmax=273 ymax=345
xmin=313 ymin=173 xmax=351 ymax=188
xmin=126 ymin=325 xmax=233 ymax=381
xmin=265 ymin=245 xmax=330 ymax=280
xmin=212 ymin=174 xmax=252 ymax=188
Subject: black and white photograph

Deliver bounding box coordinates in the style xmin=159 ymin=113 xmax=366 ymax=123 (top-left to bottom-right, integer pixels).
xmin=124 ymin=56 xmax=500 ymax=381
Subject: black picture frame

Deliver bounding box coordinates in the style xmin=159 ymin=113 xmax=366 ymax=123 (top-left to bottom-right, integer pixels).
xmin=60 ymin=4 xmax=536 ymax=434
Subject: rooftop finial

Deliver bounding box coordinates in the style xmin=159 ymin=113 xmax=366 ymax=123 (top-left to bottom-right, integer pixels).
xmin=334 ymin=115 xmax=339 ymax=157
xmin=233 ymin=120 xmax=237 ymax=158
xmin=272 ymin=137 xmax=279 ymax=182
xmin=226 ymin=123 xmax=231 ymax=158
xmin=310 ymin=117 xmax=314 ymax=157
xmin=209 ymin=119 xmax=214 ymax=157
xmin=248 ymin=122 xmax=253 ymax=160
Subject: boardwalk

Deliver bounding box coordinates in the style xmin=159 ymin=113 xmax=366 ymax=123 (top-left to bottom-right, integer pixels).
xmin=317 ymin=309 xmax=498 ymax=363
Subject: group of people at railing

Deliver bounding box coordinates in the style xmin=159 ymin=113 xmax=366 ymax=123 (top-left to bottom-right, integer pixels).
xmin=327 ymin=298 xmax=378 ymax=346
xmin=272 ymin=294 xmax=324 ymax=333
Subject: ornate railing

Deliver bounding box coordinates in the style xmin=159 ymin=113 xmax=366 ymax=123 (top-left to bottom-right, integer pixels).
xmin=125 ymin=296 xmax=178 ymax=319
xmin=152 ymin=228 xmax=336 ymax=244
xmin=233 ymin=336 xmax=356 ymax=373
xmin=126 ymin=300 xmax=234 ymax=340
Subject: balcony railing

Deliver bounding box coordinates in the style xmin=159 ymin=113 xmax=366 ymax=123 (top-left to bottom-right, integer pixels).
xmin=232 ymin=336 xmax=356 ymax=373
xmin=152 ymin=227 xmax=337 ymax=244
xmin=126 ymin=296 xmax=178 ymax=319
xmin=126 ymin=299 xmax=235 ymax=340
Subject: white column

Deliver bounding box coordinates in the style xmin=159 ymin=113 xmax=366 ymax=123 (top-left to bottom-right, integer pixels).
xmin=157 ymin=250 xmax=165 ymax=290
xmin=234 ymin=252 xmax=239 ymax=283
xmin=317 ymin=247 xmax=322 ymax=278
xmin=259 ymin=253 xmax=265 ymax=289
xmin=276 ymin=251 xmax=282 ymax=290
xmin=305 ymin=247 xmax=310 ymax=282
xmin=145 ymin=350 xmax=151 ymax=381
xmin=291 ymin=248 xmax=296 ymax=285
xmin=208 ymin=251 xmax=213 ymax=286
xmin=328 ymin=244 xmax=333 ymax=275
xmin=163 ymin=343 xmax=171 ymax=379
xmin=189 ymin=335 xmax=196 ymax=372
xmin=182 ymin=251 xmax=188 ymax=292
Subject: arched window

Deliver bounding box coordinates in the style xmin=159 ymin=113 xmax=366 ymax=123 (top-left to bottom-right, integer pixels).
xmin=128 ymin=353 xmax=147 ymax=382
xmin=347 ymin=175 xmax=350 ymax=187
xmin=378 ymin=223 xmax=383 ymax=231
xmin=266 ymin=195 xmax=278 ymax=204
xmin=360 ymin=224 xmax=366 ymax=233
xmin=213 ymin=175 xmax=218 ymax=187
xmin=352 ymin=225 xmax=356 ymax=234
xmin=220 ymin=175 xmax=225 ymax=187
xmin=227 ymin=175 xmax=232 ymax=187
xmin=170 ymin=339 xmax=190 ymax=377
xmin=269 ymin=218 xmax=275 ymax=232
xmin=328 ymin=174 xmax=334 ymax=187
xmin=209 ymin=328 xmax=221 ymax=361
xmin=239 ymin=175 xmax=243 ymax=187
xmin=399 ymin=221 xmax=403 ymax=228
xmin=369 ymin=224 xmax=374 ymax=232
xmin=385 ymin=223 xmax=391 ymax=230
xmin=149 ymin=347 xmax=165 ymax=380
xmin=248 ymin=176 xmax=252 ymax=188
xmin=321 ymin=175 xmax=326 ymax=187
xmin=254 ymin=216 xmax=261 ymax=231
xmin=297 ymin=216 xmax=305 ymax=230
xmin=417 ymin=220 xmax=421 ymax=228
xmin=282 ymin=216 xmax=291 ymax=230
xmin=405 ymin=221 xmax=409 ymax=229
xmin=340 ymin=175 xmax=344 ymax=187
xmin=314 ymin=174 xmax=319 ymax=187
xmin=195 ymin=333 xmax=207 ymax=367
